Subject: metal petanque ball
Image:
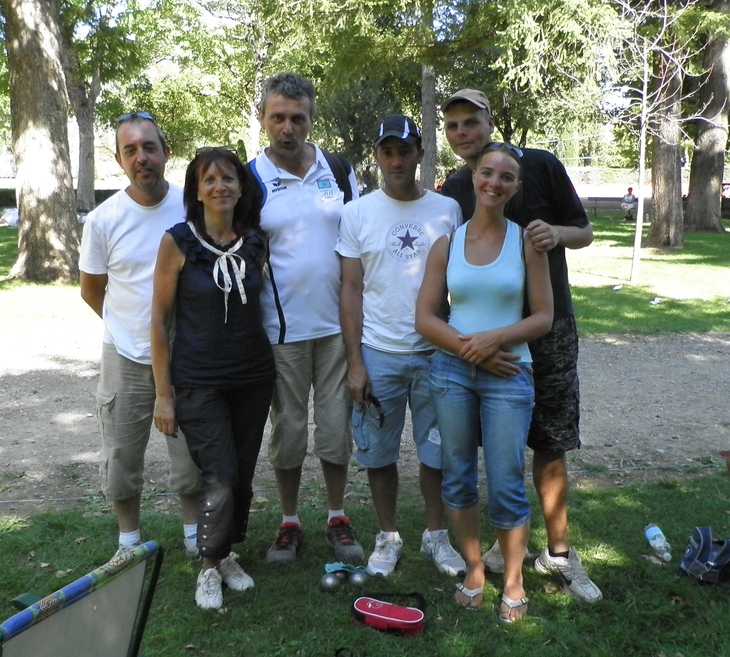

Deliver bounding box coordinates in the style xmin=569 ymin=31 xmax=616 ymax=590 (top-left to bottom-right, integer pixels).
xmin=320 ymin=573 xmax=341 ymax=593
xmin=348 ymin=570 xmax=368 ymax=587
xmin=334 ymin=570 xmax=349 ymax=583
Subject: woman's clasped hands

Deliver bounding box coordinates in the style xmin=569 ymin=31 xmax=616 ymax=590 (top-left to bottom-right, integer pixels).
xmin=457 ymin=331 xmax=521 ymax=378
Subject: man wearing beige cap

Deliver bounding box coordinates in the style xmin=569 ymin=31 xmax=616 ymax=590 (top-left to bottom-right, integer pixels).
xmin=440 ymin=89 xmax=601 ymax=603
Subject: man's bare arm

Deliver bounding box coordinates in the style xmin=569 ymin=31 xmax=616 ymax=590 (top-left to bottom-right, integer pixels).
xmin=80 ymin=272 xmax=108 ymax=318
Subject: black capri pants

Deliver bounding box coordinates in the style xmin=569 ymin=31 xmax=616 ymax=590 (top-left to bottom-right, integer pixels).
xmin=175 ymin=381 xmax=274 ymax=560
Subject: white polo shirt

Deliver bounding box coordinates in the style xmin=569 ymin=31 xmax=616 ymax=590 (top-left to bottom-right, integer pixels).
xmin=336 ymin=189 xmax=461 ymax=353
xmin=79 ymin=184 xmax=185 ymax=364
xmin=250 ymin=145 xmax=358 ymax=344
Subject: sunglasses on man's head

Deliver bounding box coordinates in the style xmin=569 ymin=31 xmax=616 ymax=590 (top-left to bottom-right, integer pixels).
xmin=116 ymin=111 xmax=157 ymax=125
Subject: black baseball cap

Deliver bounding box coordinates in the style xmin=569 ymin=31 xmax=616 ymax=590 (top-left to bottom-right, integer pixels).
xmin=373 ymin=115 xmax=421 ymax=148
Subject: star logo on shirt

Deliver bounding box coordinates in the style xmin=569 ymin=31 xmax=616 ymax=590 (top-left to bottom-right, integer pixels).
xmin=398 ymin=230 xmax=417 ymax=250
xmin=386 ymin=222 xmax=430 ymax=261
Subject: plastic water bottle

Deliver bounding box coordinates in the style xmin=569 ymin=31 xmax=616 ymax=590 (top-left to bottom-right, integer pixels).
xmin=645 ymin=524 xmax=671 ymax=561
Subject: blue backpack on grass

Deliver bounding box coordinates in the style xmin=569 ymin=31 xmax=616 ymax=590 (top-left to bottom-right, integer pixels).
xmin=680 ymin=526 xmax=730 ymax=584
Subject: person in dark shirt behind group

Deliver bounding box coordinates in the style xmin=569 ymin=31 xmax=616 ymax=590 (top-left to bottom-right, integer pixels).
xmin=440 ymin=89 xmax=602 ymax=603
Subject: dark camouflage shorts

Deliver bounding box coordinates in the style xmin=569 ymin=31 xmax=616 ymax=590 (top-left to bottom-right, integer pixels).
xmin=527 ymin=315 xmax=581 ymax=453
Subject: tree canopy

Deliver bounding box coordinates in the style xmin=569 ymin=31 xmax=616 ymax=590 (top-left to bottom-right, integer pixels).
xmin=1 ymin=0 xmax=729 ymax=279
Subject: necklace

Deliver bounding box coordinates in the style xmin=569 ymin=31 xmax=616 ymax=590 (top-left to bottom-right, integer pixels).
xmin=209 ymin=232 xmax=234 ymax=246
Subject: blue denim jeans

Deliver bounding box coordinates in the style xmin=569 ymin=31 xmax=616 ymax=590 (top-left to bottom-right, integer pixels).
xmin=429 ymin=350 xmax=533 ymax=530
xmin=351 ymin=346 xmax=441 ymax=469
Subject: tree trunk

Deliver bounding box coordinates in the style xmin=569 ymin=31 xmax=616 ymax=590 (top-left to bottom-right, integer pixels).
xmin=418 ymin=0 xmax=436 ymax=191
xmin=64 ymin=70 xmax=101 ymax=214
xmin=59 ymin=17 xmax=101 ymax=215
xmin=420 ymin=62 xmax=436 ymax=191
xmin=2 ymin=0 xmax=79 ymax=281
xmin=244 ymin=29 xmax=268 ymax=159
xmin=648 ymin=49 xmax=684 ymax=248
xmin=72 ymin=94 xmax=98 ymax=214
xmin=684 ymin=2 xmax=730 ymax=233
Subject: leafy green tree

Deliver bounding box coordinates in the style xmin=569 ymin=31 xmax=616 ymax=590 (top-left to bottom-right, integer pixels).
xmin=437 ymin=0 xmax=613 ymax=146
xmin=312 ymin=76 xmax=404 ymax=168
xmin=171 ymin=0 xmax=332 ymax=158
xmin=59 ymin=0 xmax=186 ymax=211
xmin=603 ymin=0 xmax=708 ymax=279
xmin=316 ymin=0 xmax=615 ymax=185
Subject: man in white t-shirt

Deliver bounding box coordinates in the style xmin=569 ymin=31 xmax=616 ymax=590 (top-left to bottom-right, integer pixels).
xmin=79 ymin=112 xmax=200 ymax=560
xmin=337 ymin=115 xmax=465 ymax=578
xmin=248 ymin=73 xmax=364 ymax=564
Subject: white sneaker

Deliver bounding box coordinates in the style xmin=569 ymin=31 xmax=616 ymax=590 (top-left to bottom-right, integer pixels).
xmin=195 ymin=567 xmax=223 ymax=610
xmin=219 ymin=552 xmax=254 ymax=591
xmin=111 ymin=542 xmax=142 ymax=562
xmin=420 ymin=530 xmax=466 ymax=577
xmin=534 ymin=547 xmax=603 ymax=602
xmin=367 ymin=532 xmax=403 ymax=577
xmin=482 ymin=540 xmax=505 ymax=573
xmin=482 ymin=540 xmax=534 ymax=574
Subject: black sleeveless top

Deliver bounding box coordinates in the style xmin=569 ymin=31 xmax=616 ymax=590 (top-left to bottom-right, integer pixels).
xmin=168 ymin=222 xmax=276 ymax=388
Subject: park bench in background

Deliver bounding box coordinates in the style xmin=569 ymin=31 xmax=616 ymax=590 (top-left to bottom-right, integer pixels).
xmin=584 ymin=196 xmax=652 ymax=219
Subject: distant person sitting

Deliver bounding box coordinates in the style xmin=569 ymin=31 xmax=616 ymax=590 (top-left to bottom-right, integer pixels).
xmin=620 ymin=188 xmax=637 ymax=221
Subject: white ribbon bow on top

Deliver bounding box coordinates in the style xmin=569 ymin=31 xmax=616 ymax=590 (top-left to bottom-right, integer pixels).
xmin=187 ymin=222 xmax=247 ymax=323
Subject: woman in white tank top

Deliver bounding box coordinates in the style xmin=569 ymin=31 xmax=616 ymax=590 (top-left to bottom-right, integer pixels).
xmin=416 ymin=144 xmax=553 ymax=623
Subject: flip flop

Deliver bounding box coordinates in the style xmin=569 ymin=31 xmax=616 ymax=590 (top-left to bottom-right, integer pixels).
xmin=454 ymin=582 xmax=483 ymax=611
xmin=499 ymin=593 xmax=528 ymax=623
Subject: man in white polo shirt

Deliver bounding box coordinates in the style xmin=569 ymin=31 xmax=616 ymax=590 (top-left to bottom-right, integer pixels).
xmin=248 ymin=72 xmax=364 ymax=564
xmin=337 ymin=115 xmax=465 ymax=578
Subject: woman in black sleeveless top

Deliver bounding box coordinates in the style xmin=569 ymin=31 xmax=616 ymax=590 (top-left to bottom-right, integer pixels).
xmin=151 ymin=147 xmax=275 ymax=610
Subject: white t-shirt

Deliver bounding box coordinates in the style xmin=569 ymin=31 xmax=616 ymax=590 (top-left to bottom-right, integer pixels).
xmin=336 ymin=189 xmax=462 ymax=353
xmin=78 ymin=184 xmax=185 ymax=364
xmin=251 ymin=145 xmax=359 ymax=344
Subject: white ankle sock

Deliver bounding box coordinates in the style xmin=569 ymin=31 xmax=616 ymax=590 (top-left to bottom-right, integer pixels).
xmin=283 ymin=515 xmax=300 ymax=525
xmin=119 ymin=529 xmax=141 ymax=548
xmin=424 ymin=529 xmax=447 ymax=540
xmin=327 ymin=509 xmax=345 ymax=522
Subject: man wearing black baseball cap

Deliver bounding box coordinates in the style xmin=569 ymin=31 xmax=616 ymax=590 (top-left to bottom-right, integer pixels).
xmin=337 ymin=115 xmax=465 ymax=579
xmin=440 ymin=90 xmax=602 ymax=603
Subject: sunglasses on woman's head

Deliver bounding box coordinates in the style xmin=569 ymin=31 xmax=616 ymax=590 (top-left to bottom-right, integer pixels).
xmin=488 ymin=142 xmax=523 ymax=158
xmin=195 ymin=146 xmax=238 ymax=156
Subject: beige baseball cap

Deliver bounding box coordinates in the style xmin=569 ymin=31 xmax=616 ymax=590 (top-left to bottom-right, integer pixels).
xmin=440 ymin=89 xmax=492 ymax=115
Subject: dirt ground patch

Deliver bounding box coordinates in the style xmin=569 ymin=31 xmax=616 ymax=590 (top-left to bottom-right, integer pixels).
xmin=1 ymin=285 xmax=729 ymax=517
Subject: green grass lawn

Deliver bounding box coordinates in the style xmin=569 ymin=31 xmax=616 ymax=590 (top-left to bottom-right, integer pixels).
xmin=0 ymin=228 xmax=17 ymax=275
xmin=1 ymin=472 xmax=729 ymax=656
xmin=569 ymin=214 xmax=730 ymax=334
